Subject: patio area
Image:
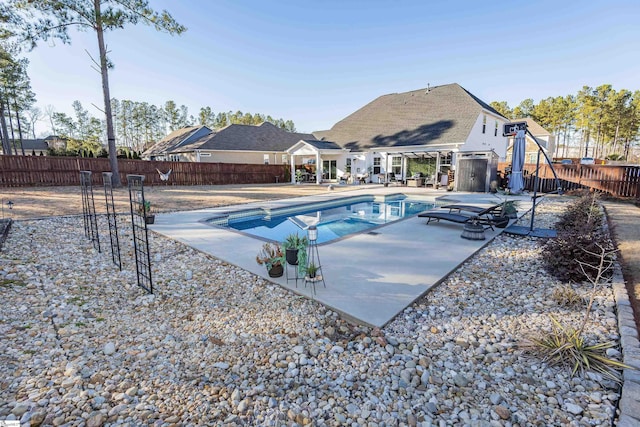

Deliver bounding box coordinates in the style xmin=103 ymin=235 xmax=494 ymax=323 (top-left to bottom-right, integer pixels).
xmin=149 ymin=186 xmax=533 ymax=327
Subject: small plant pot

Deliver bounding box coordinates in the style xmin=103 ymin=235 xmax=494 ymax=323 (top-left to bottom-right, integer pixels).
xmin=285 ymin=248 xmax=299 ymax=265
xmin=145 ymin=215 xmax=155 ymax=225
xmin=492 ymin=215 xmax=509 ymax=228
xmin=268 ymin=264 xmax=284 ymax=278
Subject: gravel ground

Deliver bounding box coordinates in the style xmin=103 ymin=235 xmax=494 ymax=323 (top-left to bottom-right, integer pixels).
xmin=0 ymin=196 xmax=626 ymax=426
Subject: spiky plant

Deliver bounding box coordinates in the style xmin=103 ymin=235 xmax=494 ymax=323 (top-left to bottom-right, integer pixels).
xmin=522 ymin=316 xmax=627 ymax=383
xmin=551 ymin=285 xmax=584 ymax=307
xmin=523 ymin=243 xmax=631 ymax=383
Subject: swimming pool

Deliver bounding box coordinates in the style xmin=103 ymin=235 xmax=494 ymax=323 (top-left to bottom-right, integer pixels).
xmin=206 ymin=195 xmax=435 ymax=244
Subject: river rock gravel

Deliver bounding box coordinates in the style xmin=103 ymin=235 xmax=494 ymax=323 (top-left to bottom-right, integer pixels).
xmin=0 ymin=197 xmax=623 ymax=426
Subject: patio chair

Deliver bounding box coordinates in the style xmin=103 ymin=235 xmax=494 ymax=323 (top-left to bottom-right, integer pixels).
xmin=339 ymin=173 xmax=350 ymax=184
xmin=419 ymin=204 xmax=499 ymax=230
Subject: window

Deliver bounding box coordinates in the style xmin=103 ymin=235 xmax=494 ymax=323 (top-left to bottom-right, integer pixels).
xmin=494 ymin=121 xmax=498 ymax=136
xmin=440 ymin=152 xmax=452 ymax=165
xmin=281 ymin=154 xmax=288 ymax=164
xmin=391 ymin=156 xmax=402 ymax=174
xmin=482 ymin=115 xmax=487 ymax=134
xmin=346 ymin=158 xmax=351 ymax=173
xmin=263 ymin=154 xmax=269 ymax=164
xmin=373 ymin=157 xmax=381 ymax=174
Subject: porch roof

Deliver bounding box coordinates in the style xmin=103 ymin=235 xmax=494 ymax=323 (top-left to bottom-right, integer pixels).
xmin=287 ymin=139 xmax=348 ymax=155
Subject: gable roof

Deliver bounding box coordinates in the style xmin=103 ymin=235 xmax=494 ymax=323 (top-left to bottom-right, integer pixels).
xmin=190 ymin=122 xmax=314 ymax=152
xmin=313 ymin=83 xmax=505 ymax=151
xmin=518 ymin=117 xmax=551 ymax=136
xmin=299 ymin=139 xmax=343 ymax=150
xmin=143 ymin=126 xmax=210 ymax=157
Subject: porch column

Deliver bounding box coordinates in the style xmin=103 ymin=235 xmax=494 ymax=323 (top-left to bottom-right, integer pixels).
xmin=290 ymin=155 xmax=296 ymax=184
xmin=385 ymin=153 xmax=389 ymax=183
xmin=315 ymin=152 xmax=322 ymax=184
xmin=435 ymin=152 xmax=441 ymax=188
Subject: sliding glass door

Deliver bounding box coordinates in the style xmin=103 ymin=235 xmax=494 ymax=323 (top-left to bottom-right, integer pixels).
xmin=322 ymin=160 xmax=337 ymax=181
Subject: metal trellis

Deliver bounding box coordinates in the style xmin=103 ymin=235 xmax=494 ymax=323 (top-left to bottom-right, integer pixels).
xmin=102 ymin=172 xmax=122 ymax=270
xmin=127 ymin=174 xmax=153 ymax=293
xmin=80 ymin=171 xmax=101 ymax=252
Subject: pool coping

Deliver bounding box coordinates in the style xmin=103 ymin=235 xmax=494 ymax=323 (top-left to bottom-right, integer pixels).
xmin=201 ymin=192 xmax=441 ymax=246
xmin=149 ymin=187 xmax=532 ymax=327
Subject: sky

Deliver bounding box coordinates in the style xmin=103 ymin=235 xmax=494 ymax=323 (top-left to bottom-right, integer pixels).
xmin=21 ymin=0 xmax=640 ymax=136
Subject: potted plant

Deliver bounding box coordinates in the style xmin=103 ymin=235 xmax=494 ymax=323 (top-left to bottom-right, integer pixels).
xmin=491 ymin=199 xmax=518 ymax=228
xmin=282 ymin=233 xmax=308 ymax=273
xmin=306 ymin=262 xmax=318 ymax=279
xmin=501 ymin=200 xmax=519 ymax=219
xmin=139 ymin=200 xmax=155 ymax=224
xmin=295 ymin=169 xmax=303 ymax=184
xmin=255 ymin=243 xmax=284 ymax=278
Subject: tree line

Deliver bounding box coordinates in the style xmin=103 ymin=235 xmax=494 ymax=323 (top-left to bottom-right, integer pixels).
xmin=491 ymin=85 xmax=640 ymax=161
xmin=1 ymin=1 xmax=297 ymax=163
xmin=46 ymin=99 xmax=297 ymax=157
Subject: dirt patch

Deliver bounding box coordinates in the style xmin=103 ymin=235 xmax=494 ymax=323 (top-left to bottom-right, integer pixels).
xmin=0 ymin=183 xmax=356 ymax=220
xmin=604 ymin=201 xmax=640 ymax=333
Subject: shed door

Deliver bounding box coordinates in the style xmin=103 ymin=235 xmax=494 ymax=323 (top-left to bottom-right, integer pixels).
xmin=457 ymin=159 xmax=487 ymax=192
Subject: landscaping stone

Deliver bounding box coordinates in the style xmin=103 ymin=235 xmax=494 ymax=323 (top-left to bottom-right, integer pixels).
xmin=0 ymin=199 xmax=626 ymax=425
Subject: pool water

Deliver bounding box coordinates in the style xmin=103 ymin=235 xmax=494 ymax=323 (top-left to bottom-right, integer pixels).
xmin=208 ymin=196 xmax=434 ymax=244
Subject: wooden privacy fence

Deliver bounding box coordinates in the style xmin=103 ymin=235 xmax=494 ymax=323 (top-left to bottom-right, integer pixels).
xmin=0 ymin=156 xmax=289 ymax=187
xmin=497 ymin=162 xmax=640 ymax=200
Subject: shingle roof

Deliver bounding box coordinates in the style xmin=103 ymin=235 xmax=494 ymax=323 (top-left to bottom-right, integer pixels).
xmin=12 ymin=139 xmax=48 ymax=151
xmin=518 ymin=118 xmax=550 ymax=136
xmin=313 ymin=83 xmax=504 ymax=151
xmin=299 ymin=139 xmax=343 ymax=150
xmin=191 ymin=122 xmax=314 ymax=152
xmin=143 ymin=126 xmax=208 ymax=157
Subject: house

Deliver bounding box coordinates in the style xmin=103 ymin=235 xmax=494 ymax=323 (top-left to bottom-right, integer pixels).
xmin=143 ymin=126 xmax=212 ymax=161
xmin=302 ymin=83 xmax=509 ymax=189
xmin=1 ymin=135 xmax=67 ymax=156
xmin=146 ymin=83 xmax=513 ymax=191
xmin=143 ymin=122 xmax=314 ymax=165
xmin=505 ymin=118 xmax=556 ymax=164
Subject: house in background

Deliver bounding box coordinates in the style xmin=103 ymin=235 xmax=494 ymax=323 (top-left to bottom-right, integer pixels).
xmin=143 ymin=126 xmax=212 ymax=161
xmin=1 ymin=135 xmax=67 ymax=156
xmin=143 ymin=122 xmax=314 ymax=166
xmin=505 ymin=118 xmax=556 ymax=164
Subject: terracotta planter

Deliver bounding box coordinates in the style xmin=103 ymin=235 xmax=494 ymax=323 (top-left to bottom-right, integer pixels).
xmin=268 ymin=264 xmax=284 ymax=278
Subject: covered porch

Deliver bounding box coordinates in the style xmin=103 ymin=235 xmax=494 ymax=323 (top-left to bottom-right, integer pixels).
xmin=287 ymin=140 xmax=349 ymax=184
xmin=366 ymin=145 xmax=460 ymax=187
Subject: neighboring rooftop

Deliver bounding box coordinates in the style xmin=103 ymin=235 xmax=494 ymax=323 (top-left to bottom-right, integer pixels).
xmin=190 ymin=122 xmax=314 ymax=152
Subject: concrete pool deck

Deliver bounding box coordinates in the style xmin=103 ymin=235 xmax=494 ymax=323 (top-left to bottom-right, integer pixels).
xmin=149 ymin=186 xmax=533 ymax=327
